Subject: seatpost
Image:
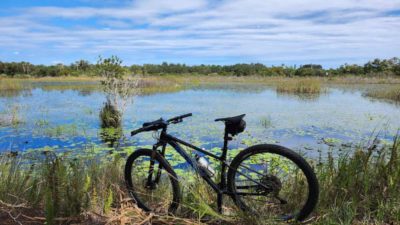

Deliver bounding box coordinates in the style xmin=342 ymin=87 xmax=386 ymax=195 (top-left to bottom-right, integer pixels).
xmin=222 ymin=129 xmax=232 ymax=152
xmin=218 ymin=129 xmax=231 ymax=213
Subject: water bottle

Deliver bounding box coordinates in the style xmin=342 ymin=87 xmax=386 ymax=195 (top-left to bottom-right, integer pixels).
xmin=195 ymin=154 xmax=215 ymax=177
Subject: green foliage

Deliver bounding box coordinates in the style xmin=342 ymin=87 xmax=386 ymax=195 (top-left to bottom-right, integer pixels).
xmin=96 ymin=55 xmax=125 ymax=79
xmin=1 ymin=57 xmax=399 ymax=78
xmin=44 ymin=186 xmax=55 ymax=225
xmin=104 ymin=188 xmax=113 ymax=214
xmin=316 ymin=134 xmax=400 ymax=224
xmin=99 ymin=100 xmax=122 ymax=128
xmin=295 ymin=64 xmax=325 ymax=76
xmin=0 ymin=152 xmax=124 ymax=222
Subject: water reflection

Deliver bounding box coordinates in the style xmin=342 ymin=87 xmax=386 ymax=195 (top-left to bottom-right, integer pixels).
xmin=99 ymin=127 xmax=123 ymax=148
xmin=276 ymin=92 xmax=323 ymax=101
xmin=0 ymin=82 xmax=400 ymax=157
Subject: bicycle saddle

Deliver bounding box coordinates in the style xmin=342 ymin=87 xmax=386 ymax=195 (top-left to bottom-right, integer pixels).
xmin=215 ymin=114 xmax=246 ymax=123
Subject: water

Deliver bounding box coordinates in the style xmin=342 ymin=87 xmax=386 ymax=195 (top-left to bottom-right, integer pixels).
xmin=1 ymin=82 xmax=399 ymax=157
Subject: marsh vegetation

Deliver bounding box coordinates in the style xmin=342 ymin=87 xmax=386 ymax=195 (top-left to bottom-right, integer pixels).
xmin=276 ymin=78 xmax=324 ymax=94
xmin=1 ymin=64 xmax=400 ymax=224
xmin=0 ymin=133 xmax=399 ymax=224
xmin=364 ymin=85 xmax=400 ymax=103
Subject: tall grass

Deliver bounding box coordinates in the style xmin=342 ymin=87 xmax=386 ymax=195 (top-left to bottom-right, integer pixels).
xmin=0 ymin=132 xmax=399 ymax=224
xmin=364 ymin=86 xmax=400 ymax=103
xmin=0 ymin=104 xmax=23 ymax=127
xmin=315 ymin=134 xmax=400 ymax=224
xmin=276 ymin=78 xmax=324 ymax=94
xmin=0 ymin=79 xmax=25 ymax=91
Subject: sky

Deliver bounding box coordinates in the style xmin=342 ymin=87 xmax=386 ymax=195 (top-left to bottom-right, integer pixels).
xmin=0 ymin=0 xmax=399 ymax=68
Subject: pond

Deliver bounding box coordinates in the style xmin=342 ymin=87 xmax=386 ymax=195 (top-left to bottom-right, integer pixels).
xmin=0 ymin=81 xmax=399 ymax=158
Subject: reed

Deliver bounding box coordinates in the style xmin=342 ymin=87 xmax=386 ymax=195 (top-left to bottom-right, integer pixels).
xmin=364 ymin=86 xmax=400 ymax=102
xmin=276 ymin=78 xmax=324 ymax=94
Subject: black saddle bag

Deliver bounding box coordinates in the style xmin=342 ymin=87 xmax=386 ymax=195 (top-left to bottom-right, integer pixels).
xmin=226 ymin=119 xmax=246 ymax=136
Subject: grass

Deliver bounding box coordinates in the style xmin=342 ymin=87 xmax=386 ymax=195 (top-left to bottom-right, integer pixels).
xmin=0 ymin=79 xmax=25 ymax=91
xmin=0 ymin=132 xmax=399 ymax=224
xmin=276 ymin=78 xmax=324 ymax=94
xmin=364 ymin=86 xmax=400 ymax=103
xmin=0 ymin=104 xmax=23 ymax=127
xmin=259 ymin=116 xmax=273 ymax=129
xmin=2 ymin=75 xmax=400 ymax=90
xmin=315 ymin=134 xmax=400 ymax=224
xmin=0 ymin=78 xmax=32 ymax=97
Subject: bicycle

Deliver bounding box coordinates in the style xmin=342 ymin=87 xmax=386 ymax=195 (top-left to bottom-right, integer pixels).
xmin=125 ymin=113 xmax=319 ymax=222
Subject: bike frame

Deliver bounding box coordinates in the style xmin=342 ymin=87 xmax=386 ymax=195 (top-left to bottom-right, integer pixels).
xmin=151 ymin=126 xmax=232 ymax=212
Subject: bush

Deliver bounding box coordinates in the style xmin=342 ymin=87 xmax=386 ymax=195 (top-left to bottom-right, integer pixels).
xmin=99 ymin=100 xmax=121 ymax=128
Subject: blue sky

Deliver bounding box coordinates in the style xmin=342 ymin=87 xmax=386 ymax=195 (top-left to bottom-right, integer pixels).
xmin=0 ymin=0 xmax=399 ymax=68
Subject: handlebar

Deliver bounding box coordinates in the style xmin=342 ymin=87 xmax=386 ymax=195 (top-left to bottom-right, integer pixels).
xmin=131 ymin=113 xmax=192 ymax=136
xmin=167 ymin=113 xmax=192 ymax=123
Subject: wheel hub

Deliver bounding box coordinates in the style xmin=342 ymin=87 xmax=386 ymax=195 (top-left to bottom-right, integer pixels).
xmin=258 ymin=174 xmax=282 ymax=195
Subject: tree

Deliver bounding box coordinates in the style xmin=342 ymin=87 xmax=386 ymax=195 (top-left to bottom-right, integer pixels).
xmin=295 ymin=64 xmax=325 ymax=76
xmin=339 ymin=64 xmax=364 ymax=75
xmin=72 ymin=60 xmax=90 ymax=72
xmin=21 ymin=62 xmax=33 ymax=74
xmin=97 ymin=56 xmax=139 ymax=128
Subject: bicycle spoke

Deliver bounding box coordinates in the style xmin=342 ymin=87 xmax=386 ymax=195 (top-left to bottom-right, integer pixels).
xmin=231 ymin=149 xmax=313 ymax=221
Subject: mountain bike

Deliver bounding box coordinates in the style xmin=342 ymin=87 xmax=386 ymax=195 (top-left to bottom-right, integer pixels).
xmin=125 ymin=113 xmax=319 ymax=221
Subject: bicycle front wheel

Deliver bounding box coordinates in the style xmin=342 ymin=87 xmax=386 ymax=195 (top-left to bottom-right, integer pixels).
xmin=227 ymin=144 xmax=319 ymax=222
xmin=124 ymin=149 xmax=180 ymax=214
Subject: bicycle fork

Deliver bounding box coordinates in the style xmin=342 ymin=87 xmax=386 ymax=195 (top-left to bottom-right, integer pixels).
xmin=146 ymin=143 xmax=166 ymax=188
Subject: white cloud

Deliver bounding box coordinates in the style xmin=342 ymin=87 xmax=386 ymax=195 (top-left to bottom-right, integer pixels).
xmin=0 ymin=0 xmax=399 ymax=66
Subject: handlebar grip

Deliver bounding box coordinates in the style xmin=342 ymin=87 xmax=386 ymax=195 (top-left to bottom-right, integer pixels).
xmin=131 ymin=127 xmax=145 ymax=136
xmin=181 ymin=113 xmax=192 ymax=118
xmin=167 ymin=113 xmax=192 ymax=122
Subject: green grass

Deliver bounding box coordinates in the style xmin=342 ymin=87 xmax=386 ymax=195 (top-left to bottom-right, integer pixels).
xmin=315 ymin=134 xmax=400 ymax=224
xmin=364 ymin=86 xmax=400 ymax=102
xmin=0 ymin=132 xmax=399 ymax=224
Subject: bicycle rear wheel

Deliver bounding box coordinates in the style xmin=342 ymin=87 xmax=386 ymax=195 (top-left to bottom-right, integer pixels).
xmin=124 ymin=149 xmax=180 ymax=213
xmin=227 ymin=144 xmax=319 ymax=221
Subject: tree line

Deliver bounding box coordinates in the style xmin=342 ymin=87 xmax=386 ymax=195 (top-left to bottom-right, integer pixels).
xmin=0 ymin=57 xmax=399 ymax=77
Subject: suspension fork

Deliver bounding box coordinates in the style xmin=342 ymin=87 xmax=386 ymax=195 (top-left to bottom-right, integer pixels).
xmin=146 ymin=136 xmax=167 ymax=187
xmin=145 ymin=144 xmax=158 ymax=188
xmin=154 ymin=143 xmax=166 ymax=183
xmin=148 ymin=126 xmax=170 ymax=188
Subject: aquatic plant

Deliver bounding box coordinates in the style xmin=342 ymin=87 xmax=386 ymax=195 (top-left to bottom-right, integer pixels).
xmin=0 ymin=104 xmax=23 ymax=127
xmin=364 ymin=85 xmax=400 ymax=102
xmin=99 ymin=126 xmax=123 ymax=147
xmin=276 ymin=78 xmax=324 ymax=94
xmin=0 ymin=78 xmax=32 ymax=97
xmin=259 ymin=116 xmax=273 ymax=129
xmin=0 ymin=79 xmax=24 ymax=91
xmin=99 ymin=100 xmax=122 ymax=128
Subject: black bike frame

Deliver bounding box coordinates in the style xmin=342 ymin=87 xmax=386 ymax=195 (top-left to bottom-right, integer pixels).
xmin=152 ymin=126 xmax=231 ymax=212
